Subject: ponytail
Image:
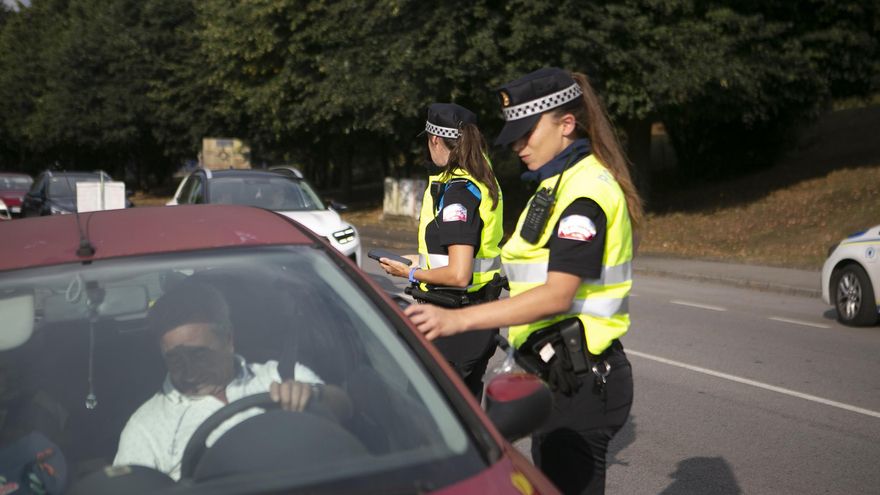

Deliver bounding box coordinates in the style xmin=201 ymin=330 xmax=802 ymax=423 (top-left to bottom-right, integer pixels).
xmin=554 ymin=72 xmax=644 ymax=230
xmin=442 ymin=124 xmax=500 ymax=210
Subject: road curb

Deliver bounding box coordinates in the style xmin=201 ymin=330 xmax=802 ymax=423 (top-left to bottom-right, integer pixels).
xmin=633 ymin=267 xmax=822 ymax=298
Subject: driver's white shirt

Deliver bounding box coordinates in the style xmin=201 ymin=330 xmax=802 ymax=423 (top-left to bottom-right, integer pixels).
xmin=113 ymin=356 xmax=321 ymax=480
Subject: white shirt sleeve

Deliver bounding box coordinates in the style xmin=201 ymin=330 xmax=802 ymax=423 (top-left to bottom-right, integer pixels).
xmin=292 ymin=362 xmax=323 ymax=384
xmin=113 ymin=416 xmax=159 ymax=470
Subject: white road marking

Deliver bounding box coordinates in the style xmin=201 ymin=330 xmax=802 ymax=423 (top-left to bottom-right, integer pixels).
xmin=768 ymin=316 xmax=831 ymax=329
xmin=669 ymin=300 xmax=727 ymax=312
xmin=628 ymin=349 xmax=880 ymax=419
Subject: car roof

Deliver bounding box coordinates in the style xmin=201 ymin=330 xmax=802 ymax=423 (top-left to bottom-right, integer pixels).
xmin=46 ymin=171 xmax=109 ymax=177
xmin=200 ymin=169 xmax=288 ymax=180
xmin=0 ymin=205 xmax=314 ymax=272
xmin=0 ymin=172 xmax=31 ymax=179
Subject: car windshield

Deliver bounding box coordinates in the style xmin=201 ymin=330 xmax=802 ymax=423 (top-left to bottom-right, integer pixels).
xmin=0 ymin=246 xmax=485 ymax=492
xmin=210 ymin=176 xmax=325 ymax=211
xmin=47 ymin=175 xmax=105 ymax=197
xmin=0 ymin=176 xmax=32 ymax=189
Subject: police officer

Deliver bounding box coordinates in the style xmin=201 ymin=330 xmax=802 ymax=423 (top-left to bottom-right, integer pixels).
xmin=405 ymin=68 xmax=644 ymax=495
xmin=379 ymin=102 xmax=504 ymax=400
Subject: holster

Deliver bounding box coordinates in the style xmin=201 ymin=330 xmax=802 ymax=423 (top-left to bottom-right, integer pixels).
xmin=516 ymin=318 xmax=590 ymax=377
xmin=405 ymin=274 xmax=508 ymax=309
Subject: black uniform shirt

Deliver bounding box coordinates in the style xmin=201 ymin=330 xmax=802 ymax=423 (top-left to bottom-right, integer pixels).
xmin=424 ymin=180 xmax=483 ymax=254
xmin=547 ymin=198 xmax=607 ymax=279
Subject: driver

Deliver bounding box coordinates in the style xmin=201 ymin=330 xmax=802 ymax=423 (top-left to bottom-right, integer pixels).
xmin=113 ymin=281 xmax=351 ymax=480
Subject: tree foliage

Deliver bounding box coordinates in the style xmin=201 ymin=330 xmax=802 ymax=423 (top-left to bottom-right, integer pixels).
xmin=0 ymin=0 xmax=876 ymax=190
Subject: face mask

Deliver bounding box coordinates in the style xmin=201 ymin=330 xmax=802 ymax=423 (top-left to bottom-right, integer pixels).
xmin=163 ymin=345 xmax=235 ymax=395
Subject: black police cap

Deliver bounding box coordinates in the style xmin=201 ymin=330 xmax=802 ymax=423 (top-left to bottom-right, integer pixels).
xmin=494 ymin=67 xmax=583 ymax=146
xmin=424 ymin=103 xmax=478 ymax=139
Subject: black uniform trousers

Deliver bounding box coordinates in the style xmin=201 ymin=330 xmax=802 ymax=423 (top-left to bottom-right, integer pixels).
xmin=433 ymin=328 xmax=499 ymax=401
xmin=531 ymin=343 xmax=633 ymax=495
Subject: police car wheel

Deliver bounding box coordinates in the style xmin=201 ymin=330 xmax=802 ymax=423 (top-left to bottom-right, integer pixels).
xmin=832 ymin=264 xmax=878 ymax=326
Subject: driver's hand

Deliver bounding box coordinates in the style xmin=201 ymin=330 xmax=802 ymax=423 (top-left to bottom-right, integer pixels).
xmin=269 ymin=380 xmax=315 ymax=412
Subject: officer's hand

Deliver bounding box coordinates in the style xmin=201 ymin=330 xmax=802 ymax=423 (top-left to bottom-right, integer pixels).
xmin=269 ymin=380 xmax=315 ymax=412
xmin=379 ymin=258 xmax=410 ymax=278
xmin=546 ymin=343 xmax=580 ymax=396
xmin=405 ymin=303 xmax=465 ymax=340
xmin=403 ymin=254 xmax=420 ymax=265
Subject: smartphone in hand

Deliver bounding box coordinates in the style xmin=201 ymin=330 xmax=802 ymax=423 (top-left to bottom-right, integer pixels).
xmin=367 ymin=249 xmax=413 ymax=266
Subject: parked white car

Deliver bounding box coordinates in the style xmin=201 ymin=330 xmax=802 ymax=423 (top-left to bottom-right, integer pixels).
xmin=822 ymin=224 xmax=880 ymax=326
xmin=168 ymin=168 xmax=362 ymax=266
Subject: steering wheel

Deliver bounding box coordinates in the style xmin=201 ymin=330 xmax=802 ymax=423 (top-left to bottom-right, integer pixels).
xmin=179 ymin=392 xmax=334 ymax=479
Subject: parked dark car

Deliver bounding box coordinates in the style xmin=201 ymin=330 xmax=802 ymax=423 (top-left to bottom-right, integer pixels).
xmin=0 ymin=172 xmax=33 ymax=218
xmin=0 ymin=205 xmax=556 ymax=495
xmin=20 ymin=170 xmax=131 ymax=217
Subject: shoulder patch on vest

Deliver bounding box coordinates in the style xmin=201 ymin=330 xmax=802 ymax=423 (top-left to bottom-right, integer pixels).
xmin=558 ymin=215 xmax=596 ymax=241
xmin=442 ymin=203 xmax=468 ymax=222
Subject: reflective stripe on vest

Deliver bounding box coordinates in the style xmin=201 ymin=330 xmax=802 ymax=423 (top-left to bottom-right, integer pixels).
xmin=569 ymin=296 xmax=629 ymax=318
xmin=502 ymin=154 xmax=633 ymax=354
xmin=503 ymin=260 xmax=631 ymax=286
xmin=420 ymin=254 xmax=502 ymax=273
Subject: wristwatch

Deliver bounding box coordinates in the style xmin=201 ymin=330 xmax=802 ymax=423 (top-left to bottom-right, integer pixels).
xmin=408 ymin=267 xmax=418 ymax=284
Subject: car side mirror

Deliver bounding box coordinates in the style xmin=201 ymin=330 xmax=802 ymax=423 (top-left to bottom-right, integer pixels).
xmin=329 ymin=200 xmax=348 ymax=212
xmin=484 ymin=372 xmax=552 ymax=442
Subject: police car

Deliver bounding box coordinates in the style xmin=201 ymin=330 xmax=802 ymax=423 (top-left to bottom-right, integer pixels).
xmin=822 ymin=224 xmax=880 ymax=326
xmin=0 ymin=205 xmax=557 ymax=495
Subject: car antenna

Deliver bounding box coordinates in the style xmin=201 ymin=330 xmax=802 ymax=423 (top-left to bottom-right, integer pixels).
xmin=60 ymin=169 xmax=96 ymax=257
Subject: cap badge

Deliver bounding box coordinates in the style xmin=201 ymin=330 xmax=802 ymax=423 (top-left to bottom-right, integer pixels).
xmin=500 ymin=91 xmax=511 ymax=107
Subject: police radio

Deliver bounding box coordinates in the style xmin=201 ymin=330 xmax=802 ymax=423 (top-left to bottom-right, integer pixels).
xmin=519 ymin=150 xmax=578 ymax=244
xmin=520 ymin=187 xmax=555 ymax=244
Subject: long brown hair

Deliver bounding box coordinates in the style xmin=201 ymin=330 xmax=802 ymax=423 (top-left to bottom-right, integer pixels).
xmin=439 ymin=123 xmax=500 ymax=209
xmin=552 ymin=72 xmax=644 ymax=229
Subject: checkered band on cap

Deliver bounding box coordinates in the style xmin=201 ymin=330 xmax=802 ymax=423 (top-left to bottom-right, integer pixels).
xmin=425 ymin=121 xmax=460 ymax=139
xmin=502 ymin=83 xmax=583 ymax=121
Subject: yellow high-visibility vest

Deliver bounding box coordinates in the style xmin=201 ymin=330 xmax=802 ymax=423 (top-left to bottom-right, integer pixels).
xmin=503 ymin=154 xmax=633 ymax=354
xmin=417 ymin=166 xmax=503 ymax=292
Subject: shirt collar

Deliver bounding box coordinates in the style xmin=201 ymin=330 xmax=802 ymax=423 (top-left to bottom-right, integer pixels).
xmin=161 ymin=354 xmax=251 ymax=404
xmin=520 ymin=138 xmax=591 ymax=183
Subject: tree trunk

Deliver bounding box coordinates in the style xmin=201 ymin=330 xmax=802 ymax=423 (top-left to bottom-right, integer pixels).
xmin=622 ymin=118 xmax=652 ymax=204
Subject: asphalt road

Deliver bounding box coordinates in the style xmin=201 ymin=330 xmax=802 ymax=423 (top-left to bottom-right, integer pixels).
xmin=358 ymin=244 xmax=880 ymax=494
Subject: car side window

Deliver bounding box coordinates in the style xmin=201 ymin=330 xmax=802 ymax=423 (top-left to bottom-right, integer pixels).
xmin=177 ymin=177 xmax=196 ymax=204
xmin=29 ymin=175 xmax=46 ymax=196
xmin=190 ymin=177 xmax=206 ymax=204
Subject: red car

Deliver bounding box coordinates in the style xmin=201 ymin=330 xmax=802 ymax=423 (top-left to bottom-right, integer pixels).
xmin=0 ymin=205 xmax=557 ymax=495
xmin=0 ymin=172 xmax=33 ymax=217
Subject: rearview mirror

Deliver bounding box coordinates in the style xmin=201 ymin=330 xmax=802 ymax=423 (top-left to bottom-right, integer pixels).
xmin=43 ymin=285 xmax=150 ymax=322
xmin=484 ymin=372 xmax=552 ymax=442
xmin=328 ymin=200 xmax=348 ymax=212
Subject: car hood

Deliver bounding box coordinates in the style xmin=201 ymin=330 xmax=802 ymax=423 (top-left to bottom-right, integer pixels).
xmin=276 ymin=209 xmax=349 ymax=237
xmin=844 ymin=224 xmax=880 ymax=243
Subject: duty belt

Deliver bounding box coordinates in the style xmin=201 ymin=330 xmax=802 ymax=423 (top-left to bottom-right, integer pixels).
xmin=405 ymin=273 xmax=508 ymax=309
xmin=516 ymin=318 xmax=619 ymax=385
